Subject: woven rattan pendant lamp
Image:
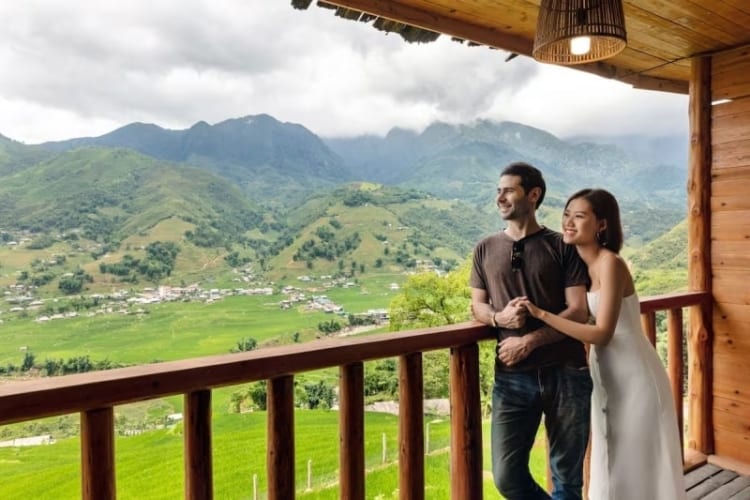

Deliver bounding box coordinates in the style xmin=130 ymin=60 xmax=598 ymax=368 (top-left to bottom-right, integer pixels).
xmin=533 ymin=0 xmax=627 ymax=65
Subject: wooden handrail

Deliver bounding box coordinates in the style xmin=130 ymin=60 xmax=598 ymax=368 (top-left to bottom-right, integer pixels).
xmin=0 ymin=322 xmax=492 ymax=426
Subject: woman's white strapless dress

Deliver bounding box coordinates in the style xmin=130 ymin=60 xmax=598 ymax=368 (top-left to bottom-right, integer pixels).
xmin=587 ymin=291 xmax=686 ymax=500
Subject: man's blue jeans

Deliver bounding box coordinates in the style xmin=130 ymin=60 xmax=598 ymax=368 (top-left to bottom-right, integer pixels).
xmin=491 ymin=365 xmax=592 ymax=500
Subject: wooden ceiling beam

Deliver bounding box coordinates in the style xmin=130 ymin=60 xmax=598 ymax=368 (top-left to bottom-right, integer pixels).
xmin=321 ymin=0 xmax=534 ymax=55
xmin=574 ymin=57 xmax=689 ymax=93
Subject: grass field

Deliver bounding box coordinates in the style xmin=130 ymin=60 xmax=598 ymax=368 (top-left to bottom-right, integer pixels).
xmin=0 ymin=275 xmax=404 ymax=366
xmin=0 ymin=410 xmax=547 ymax=499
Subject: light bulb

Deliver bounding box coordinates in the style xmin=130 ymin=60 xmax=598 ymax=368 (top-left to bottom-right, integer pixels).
xmin=570 ymin=36 xmax=591 ymax=55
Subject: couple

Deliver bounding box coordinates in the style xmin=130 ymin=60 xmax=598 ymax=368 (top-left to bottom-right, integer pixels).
xmin=470 ymin=162 xmax=685 ymax=500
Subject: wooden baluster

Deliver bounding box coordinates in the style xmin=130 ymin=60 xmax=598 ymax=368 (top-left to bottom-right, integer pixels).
xmin=81 ymin=407 xmax=115 ymax=500
xmin=185 ymin=390 xmax=213 ymax=499
xmin=267 ymin=375 xmax=295 ymax=500
xmin=666 ymin=308 xmax=684 ymax=456
xmin=399 ymin=353 xmax=424 ymax=500
xmin=640 ymin=311 xmax=657 ymax=347
xmin=449 ymin=344 xmax=482 ymax=500
xmin=688 ymin=299 xmax=713 ymax=460
xmin=340 ymin=363 xmax=365 ymax=500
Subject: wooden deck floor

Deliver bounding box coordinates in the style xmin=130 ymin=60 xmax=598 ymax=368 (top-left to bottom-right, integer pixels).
xmin=686 ymin=463 xmax=750 ymax=499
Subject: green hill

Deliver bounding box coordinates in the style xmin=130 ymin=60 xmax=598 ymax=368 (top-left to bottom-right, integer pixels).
xmin=0 ymin=147 xmax=266 ymax=242
xmin=267 ymin=183 xmax=495 ymax=280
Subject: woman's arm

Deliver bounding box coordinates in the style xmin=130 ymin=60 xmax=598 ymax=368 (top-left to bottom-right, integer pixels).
xmin=520 ymin=253 xmax=626 ymax=346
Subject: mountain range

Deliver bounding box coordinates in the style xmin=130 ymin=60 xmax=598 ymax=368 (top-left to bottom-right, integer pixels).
xmin=0 ymin=114 xmax=688 ymax=292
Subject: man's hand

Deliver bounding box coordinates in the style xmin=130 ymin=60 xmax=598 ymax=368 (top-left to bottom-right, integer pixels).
xmin=497 ymin=336 xmax=532 ymax=366
xmin=494 ymin=297 xmax=527 ymax=329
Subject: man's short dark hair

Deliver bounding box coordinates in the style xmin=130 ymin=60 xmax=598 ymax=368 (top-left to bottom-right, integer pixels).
xmin=500 ymin=162 xmax=546 ymax=208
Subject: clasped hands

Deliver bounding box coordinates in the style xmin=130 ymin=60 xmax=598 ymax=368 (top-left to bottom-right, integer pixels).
xmin=494 ymin=297 xmax=545 ymax=367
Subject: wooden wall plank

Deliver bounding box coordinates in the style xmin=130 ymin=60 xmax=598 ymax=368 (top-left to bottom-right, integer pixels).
xmin=712 ymin=95 xmax=750 ymax=119
xmin=713 ymin=395 xmax=750 ymax=419
xmin=712 ymin=46 xmax=750 ymax=100
xmin=712 ymin=121 xmax=750 ymax=145
xmin=713 ymin=410 xmax=750 ymax=439
xmin=711 ymin=240 xmax=750 ymax=269
xmin=713 ymin=427 xmax=750 ymax=463
xmin=711 ymin=399 xmax=750 ymax=465
xmin=713 ymin=82 xmax=750 ymax=102
xmin=712 ymin=210 xmax=750 ymax=238
xmin=711 ymin=46 xmax=750 ymax=75
xmin=711 ymin=194 xmax=750 ymax=211
xmin=713 ymin=302 xmax=750 ymax=324
xmin=711 ymin=165 xmax=750 ymax=197
xmin=712 ymin=140 xmax=750 ymax=168
xmin=713 ymin=316 xmax=750 ymax=350
xmin=711 ymin=271 xmax=750 ymax=306
xmin=713 ymin=353 xmax=750 ymax=404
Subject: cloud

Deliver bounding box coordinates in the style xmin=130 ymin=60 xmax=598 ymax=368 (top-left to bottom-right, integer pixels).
xmin=0 ymin=0 xmax=687 ymax=144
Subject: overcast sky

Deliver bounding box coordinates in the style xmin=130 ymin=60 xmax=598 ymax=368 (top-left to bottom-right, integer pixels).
xmin=0 ymin=0 xmax=689 ymax=145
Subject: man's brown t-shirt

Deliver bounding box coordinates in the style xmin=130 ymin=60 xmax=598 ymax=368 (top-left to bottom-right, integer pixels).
xmin=470 ymin=227 xmax=588 ymax=371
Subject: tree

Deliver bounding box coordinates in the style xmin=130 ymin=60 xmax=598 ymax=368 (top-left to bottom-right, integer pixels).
xmin=388 ymin=260 xmax=471 ymax=329
xmin=302 ymin=380 xmax=336 ymax=409
xmin=248 ymin=381 xmax=267 ymax=410
xmin=231 ymin=337 xmax=257 ymax=353
xmin=21 ymin=351 xmax=36 ymax=372
xmin=318 ymin=320 xmax=342 ymax=335
xmin=388 ymin=260 xmax=496 ymax=413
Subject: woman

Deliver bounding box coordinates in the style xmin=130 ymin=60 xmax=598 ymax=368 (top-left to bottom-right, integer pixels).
xmin=516 ymin=188 xmax=685 ymax=499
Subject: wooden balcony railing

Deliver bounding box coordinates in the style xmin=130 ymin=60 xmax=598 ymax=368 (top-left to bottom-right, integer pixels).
xmin=0 ymin=291 xmax=712 ymax=499
xmin=639 ymin=290 xmax=713 ymax=469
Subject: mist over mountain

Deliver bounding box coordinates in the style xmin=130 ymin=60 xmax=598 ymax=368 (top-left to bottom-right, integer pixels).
xmin=565 ymin=133 xmax=688 ymax=169
xmin=326 ymin=120 xmax=687 ymax=200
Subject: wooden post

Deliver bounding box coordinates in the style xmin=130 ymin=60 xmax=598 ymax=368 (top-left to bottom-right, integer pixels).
xmin=340 ymin=362 xmax=365 ymax=500
xmin=267 ymin=375 xmax=295 ymax=500
xmin=666 ymin=309 xmax=684 ymax=455
xmin=687 ymin=55 xmax=713 ymax=456
xmin=399 ymin=353 xmax=424 ymax=500
xmin=81 ymin=407 xmax=115 ymax=500
xmin=185 ymin=390 xmax=213 ymax=500
xmin=449 ymin=344 xmax=483 ymax=500
xmin=640 ymin=311 xmax=657 ymax=347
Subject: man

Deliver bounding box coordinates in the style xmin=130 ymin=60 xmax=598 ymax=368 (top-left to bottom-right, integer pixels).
xmin=470 ymin=162 xmax=592 ymax=500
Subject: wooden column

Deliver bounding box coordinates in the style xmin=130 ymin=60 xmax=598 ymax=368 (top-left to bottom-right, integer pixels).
xmin=340 ymin=363 xmax=365 ymax=500
xmin=399 ymin=353 xmax=424 ymax=500
xmin=666 ymin=309 xmax=684 ymax=454
xmin=81 ymin=407 xmax=115 ymax=500
xmin=185 ymin=390 xmax=213 ymax=500
xmin=267 ymin=375 xmax=295 ymax=500
xmin=687 ymin=55 xmax=714 ymax=456
xmin=449 ymin=344 xmax=482 ymax=500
